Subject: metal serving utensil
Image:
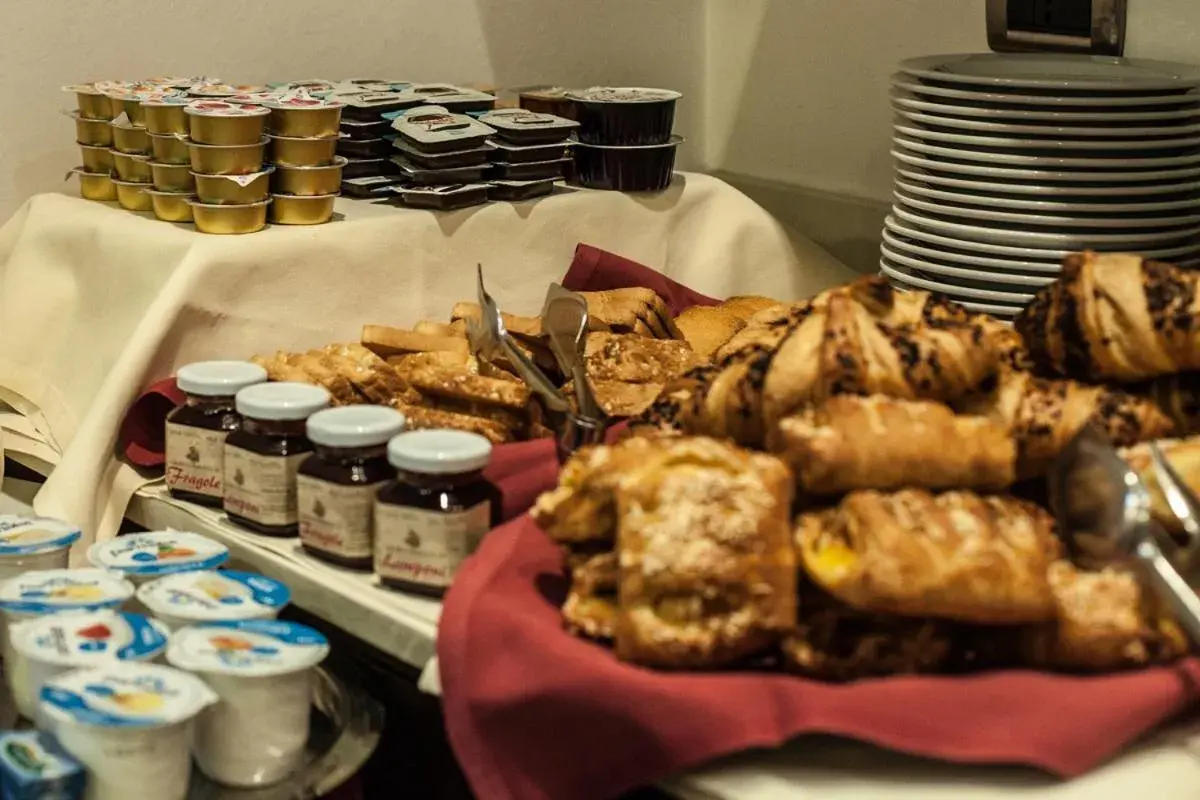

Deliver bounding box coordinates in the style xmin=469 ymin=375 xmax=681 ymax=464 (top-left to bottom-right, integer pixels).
xmin=541 ymin=283 xmax=602 ymax=420
xmin=1050 ymin=426 xmax=1200 ymax=644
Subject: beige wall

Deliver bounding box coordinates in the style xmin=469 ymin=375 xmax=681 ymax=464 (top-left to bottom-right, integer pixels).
xmin=0 ymin=0 xmax=702 ymax=219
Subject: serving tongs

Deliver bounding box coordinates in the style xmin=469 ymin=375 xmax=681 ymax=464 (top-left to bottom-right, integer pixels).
xmin=1049 ymin=427 xmax=1200 ymax=644
xmin=467 ymin=266 xmax=608 ymax=461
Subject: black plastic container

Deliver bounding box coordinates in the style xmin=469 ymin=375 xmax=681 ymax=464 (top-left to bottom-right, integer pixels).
xmin=569 ymin=87 xmax=681 ymax=146
xmin=341 ymin=175 xmax=403 ymax=198
xmin=337 ymin=136 xmax=393 ymax=158
xmin=390 ymin=156 xmax=489 ymax=186
xmin=397 ymin=183 xmax=490 ymax=210
xmin=487 ymin=139 xmax=570 ymax=164
xmin=339 ymin=118 xmax=391 ymax=140
xmin=490 ymin=158 xmax=569 ymax=181
xmin=488 ymin=179 xmax=555 ymax=202
xmin=572 ymin=136 xmax=681 ymax=192
xmin=392 ymin=138 xmax=491 ymax=169
xmin=342 ymin=156 xmax=399 ymax=179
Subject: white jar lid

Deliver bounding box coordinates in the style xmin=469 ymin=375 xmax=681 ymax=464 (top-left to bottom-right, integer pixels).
xmin=235 ymin=382 xmax=330 ymax=421
xmin=307 ymin=405 xmax=405 ymax=448
xmin=387 ymin=429 xmax=492 ymax=474
xmin=40 ymin=662 xmax=216 ymax=729
xmin=166 ymin=619 xmax=329 ymax=677
xmin=176 ymin=361 xmax=267 ymax=397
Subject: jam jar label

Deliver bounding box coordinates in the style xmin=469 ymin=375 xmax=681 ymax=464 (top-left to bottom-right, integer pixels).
xmin=165 ymin=423 xmax=228 ymax=499
xmin=296 ymin=476 xmax=386 ymax=559
xmin=373 ymin=501 xmax=490 ymax=588
xmin=222 ymin=447 xmax=307 ymax=526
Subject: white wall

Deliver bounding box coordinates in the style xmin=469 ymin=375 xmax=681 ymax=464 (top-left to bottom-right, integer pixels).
xmin=0 ymin=0 xmax=702 ymax=219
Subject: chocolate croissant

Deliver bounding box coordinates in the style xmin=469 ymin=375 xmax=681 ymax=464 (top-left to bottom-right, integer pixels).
xmin=957 ymin=369 xmax=1175 ymax=479
xmin=1015 ymin=251 xmax=1200 ymax=383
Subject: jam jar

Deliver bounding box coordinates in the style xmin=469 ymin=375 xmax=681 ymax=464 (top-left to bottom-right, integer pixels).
xmin=165 ymin=361 xmax=267 ymax=507
xmin=374 ymin=430 xmax=502 ymax=597
xmin=223 ymin=382 xmax=331 ymax=537
xmin=297 ymin=405 xmax=406 ymax=569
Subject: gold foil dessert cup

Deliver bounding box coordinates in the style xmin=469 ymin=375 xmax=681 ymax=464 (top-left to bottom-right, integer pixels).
xmin=72 ymin=169 xmax=117 ymax=201
xmin=185 ymin=101 xmax=271 ymax=146
xmin=188 ymin=199 xmax=270 ymax=234
xmin=188 ymin=137 xmax=268 ymax=176
xmin=149 ymin=161 xmax=195 ymax=193
xmin=144 ymin=189 xmax=195 ymax=222
xmin=73 ymin=114 xmax=112 ymax=147
xmin=269 ymin=134 xmax=338 ymax=167
xmin=272 ymin=156 xmax=346 ymax=196
xmin=150 ymin=133 xmax=190 ymax=164
xmin=111 ymin=151 xmax=153 ymax=183
xmin=111 ymin=123 xmax=151 ymax=155
xmin=78 ymin=144 xmax=113 ymax=173
xmin=111 ymin=178 xmax=154 ymax=212
xmin=266 ymin=102 xmax=343 ymax=138
xmin=63 ymin=84 xmax=113 ymax=120
xmin=270 ymin=192 xmax=337 ymax=225
xmin=192 ymin=168 xmax=274 ymax=205
xmin=143 ymin=102 xmax=189 ymax=136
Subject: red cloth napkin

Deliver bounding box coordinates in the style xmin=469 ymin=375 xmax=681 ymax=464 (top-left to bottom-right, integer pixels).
xmin=117 ymin=243 xmax=714 ymax=467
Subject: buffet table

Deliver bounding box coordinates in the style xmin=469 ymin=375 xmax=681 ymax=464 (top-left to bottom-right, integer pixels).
xmin=0 ymin=177 xmax=853 ymax=547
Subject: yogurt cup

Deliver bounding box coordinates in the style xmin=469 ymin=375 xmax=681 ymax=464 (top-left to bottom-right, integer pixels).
xmin=0 ymin=515 xmax=82 ymax=582
xmin=167 ymin=620 xmax=328 ymax=787
xmin=86 ymin=531 xmax=229 ymax=585
xmin=8 ymin=610 xmax=169 ymax=721
xmin=137 ymin=570 xmax=290 ymax=630
xmin=40 ymin=662 xmax=216 ymax=800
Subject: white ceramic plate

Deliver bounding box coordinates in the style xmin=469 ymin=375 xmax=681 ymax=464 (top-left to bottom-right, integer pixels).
xmin=880 ymin=258 xmax=1036 ymax=303
xmin=898 ymin=54 xmax=1200 ymax=92
xmin=891 ymin=92 xmax=1200 ymax=122
xmin=893 ymin=204 xmax=1200 ymax=247
xmin=893 ymin=75 xmax=1200 ymax=108
xmin=894 ymin=124 xmax=1200 ymax=152
xmin=894 ymin=178 xmax=1200 ymax=213
xmin=882 ymin=228 xmax=1063 ymax=272
xmin=894 ymin=108 xmax=1200 ymax=139
xmin=881 ymin=244 xmax=1058 ymax=287
xmin=894 ymin=190 xmax=1200 ymax=229
xmin=892 ymin=148 xmax=1200 ymax=183
xmin=882 ymin=274 xmax=1024 ymax=317
xmin=894 ymin=164 xmax=1200 ymax=196
xmin=883 ymin=215 xmax=1200 ymax=262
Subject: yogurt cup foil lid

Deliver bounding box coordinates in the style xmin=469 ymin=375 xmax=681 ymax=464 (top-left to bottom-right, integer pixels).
xmin=167 ymin=619 xmax=328 ymax=677
xmin=220 ymin=91 xmax=281 ymax=105
xmin=204 ymin=167 xmax=276 ymax=187
xmin=87 ymin=531 xmax=229 ymax=577
xmin=278 ymin=79 xmax=338 ymax=93
xmin=140 ymin=93 xmax=194 ymax=107
xmin=147 ymin=75 xmax=220 ymax=89
xmin=0 ymin=569 xmax=134 ymax=615
xmin=0 ymin=515 xmax=81 ymax=556
xmin=40 ymin=662 xmax=216 ymax=728
xmin=190 ymin=83 xmax=267 ymax=97
xmin=185 ymin=100 xmax=270 ymax=118
xmin=138 ymin=569 xmax=290 ymax=620
xmin=13 ymin=610 xmax=169 ymax=667
xmin=62 ymin=83 xmax=105 ymax=96
xmin=264 ymin=88 xmax=344 ymax=110
xmin=568 ymin=86 xmax=682 ymax=103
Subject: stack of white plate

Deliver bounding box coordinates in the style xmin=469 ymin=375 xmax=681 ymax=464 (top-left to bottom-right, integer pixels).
xmin=885 ymin=53 xmax=1200 ymax=318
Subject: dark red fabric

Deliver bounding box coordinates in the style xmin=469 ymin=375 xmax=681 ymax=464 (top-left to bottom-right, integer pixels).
xmin=116 ymin=243 xmax=715 ymax=467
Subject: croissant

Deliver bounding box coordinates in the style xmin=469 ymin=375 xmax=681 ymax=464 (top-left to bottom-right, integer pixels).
xmin=1015 ymin=251 xmax=1200 ymax=383
xmin=957 ymin=370 xmax=1175 ymax=479
xmin=1138 ymin=370 xmax=1200 ymax=436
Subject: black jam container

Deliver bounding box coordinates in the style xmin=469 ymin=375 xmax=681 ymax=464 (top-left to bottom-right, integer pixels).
xmin=487 ymin=139 xmax=570 ymax=164
xmin=568 ymin=87 xmax=681 ymax=146
xmin=490 ymin=158 xmax=569 ymax=181
xmin=392 ymin=138 xmax=491 ymax=169
xmin=390 ymin=156 xmax=489 ymax=186
xmin=488 ymin=179 xmax=555 ymax=202
xmin=337 ymin=135 xmax=393 ymax=158
xmin=399 ymin=183 xmax=490 ymax=210
xmin=572 ymin=136 xmax=681 ymax=192
xmin=341 ymin=175 xmax=403 ymax=198
xmin=339 ymin=117 xmax=391 ymax=140
xmin=342 ymin=156 xmax=399 ymax=179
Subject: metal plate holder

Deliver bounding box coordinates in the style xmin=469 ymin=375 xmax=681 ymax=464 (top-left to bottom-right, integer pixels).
xmin=987 ymin=0 xmax=1126 ymax=56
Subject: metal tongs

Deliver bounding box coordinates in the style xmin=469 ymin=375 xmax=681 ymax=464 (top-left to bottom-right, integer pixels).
xmin=466 ymin=265 xmax=608 ymax=461
xmin=1050 ymin=426 xmax=1200 ymax=644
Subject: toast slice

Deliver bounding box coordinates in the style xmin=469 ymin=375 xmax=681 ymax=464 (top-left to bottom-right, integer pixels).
xmin=396 ymin=403 xmax=515 ymax=443
xmin=565 ymin=379 xmax=663 ymax=418
xmin=406 ymin=363 xmax=531 ymax=410
xmin=584 ymin=332 xmax=698 ymax=384
xmin=361 ymin=325 xmax=469 ymax=359
xmin=673 ymin=306 xmax=745 ymax=359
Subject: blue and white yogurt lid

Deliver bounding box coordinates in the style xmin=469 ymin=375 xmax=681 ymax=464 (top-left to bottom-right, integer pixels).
xmin=0 ymin=569 xmax=134 ymax=615
xmin=0 ymin=515 xmax=81 ymax=556
xmin=40 ymin=663 xmax=216 ymax=729
xmin=137 ymin=570 xmax=290 ymax=622
xmin=167 ymin=619 xmax=329 ymax=677
xmin=12 ymin=610 xmax=168 ymax=667
xmin=87 ymin=531 xmax=229 ymax=577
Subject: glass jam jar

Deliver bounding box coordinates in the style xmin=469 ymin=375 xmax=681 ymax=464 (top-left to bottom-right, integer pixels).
xmin=165 ymin=361 xmax=267 ymax=508
xmin=374 ymin=430 xmax=502 ymax=597
xmin=223 ymin=382 xmax=331 ymax=537
xmin=297 ymin=405 xmax=406 ymax=570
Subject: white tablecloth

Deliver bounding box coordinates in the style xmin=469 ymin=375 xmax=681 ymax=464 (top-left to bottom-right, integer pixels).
xmin=0 ymin=175 xmax=855 ymax=547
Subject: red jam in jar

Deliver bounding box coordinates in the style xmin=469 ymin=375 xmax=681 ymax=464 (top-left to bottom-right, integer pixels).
xmin=297 ymin=405 xmax=406 ymax=570
xmin=223 ymin=382 xmax=331 ymax=537
xmin=165 ymin=361 xmax=267 ymax=507
xmin=374 ymin=429 xmax=502 ymax=597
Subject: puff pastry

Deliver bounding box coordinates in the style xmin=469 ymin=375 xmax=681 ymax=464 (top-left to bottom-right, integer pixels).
xmin=1021 ymin=562 xmax=1188 ymax=670
xmin=614 ymin=438 xmax=797 ymax=668
xmin=562 ymin=553 xmax=618 ymax=640
xmin=1015 ymin=251 xmax=1200 ymax=383
xmin=796 ymin=489 xmax=1062 ymax=624
xmin=772 ymin=395 xmax=1016 ymax=494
